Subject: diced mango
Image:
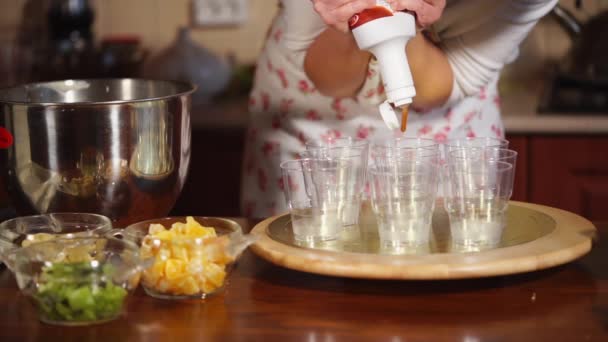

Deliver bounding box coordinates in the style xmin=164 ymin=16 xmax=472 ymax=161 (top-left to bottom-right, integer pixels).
xmin=164 ymin=259 xmax=186 ymax=280
xmin=148 ymin=223 xmax=166 ymax=235
xmin=153 ymin=230 xmax=175 ymax=241
xmin=178 ymin=276 xmax=200 ymax=295
xmin=170 ymin=244 xmax=188 ymax=261
xmin=21 ymin=233 xmax=55 ymax=247
xmin=200 ymin=280 xmax=216 ymax=294
xmin=143 ymin=259 xmax=165 ymax=286
xmin=204 ymin=262 xmax=226 ymax=288
xmin=142 ymin=216 xmax=229 ymax=296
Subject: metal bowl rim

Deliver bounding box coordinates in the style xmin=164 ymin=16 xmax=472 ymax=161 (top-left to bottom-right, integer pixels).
xmin=0 ymin=78 xmax=197 ymax=106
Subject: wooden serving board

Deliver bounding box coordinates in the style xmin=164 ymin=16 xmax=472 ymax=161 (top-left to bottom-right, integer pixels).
xmin=250 ymin=201 xmax=596 ymax=280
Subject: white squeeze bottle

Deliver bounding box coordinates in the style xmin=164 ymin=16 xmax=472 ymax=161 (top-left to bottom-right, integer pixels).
xmin=349 ymin=0 xmax=417 ymax=131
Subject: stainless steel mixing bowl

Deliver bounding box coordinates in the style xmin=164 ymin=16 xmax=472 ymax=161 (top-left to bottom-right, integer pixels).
xmin=0 ymin=79 xmax=195 ymax=226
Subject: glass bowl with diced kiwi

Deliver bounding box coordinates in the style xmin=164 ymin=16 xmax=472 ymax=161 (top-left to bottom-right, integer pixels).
xmin=0 ymin=237 xmax=146 ymax=325
xmin=0 ymin=213 xmax=113 ymax=255
xmin=121 ymin=216 xmax=256 ymax=300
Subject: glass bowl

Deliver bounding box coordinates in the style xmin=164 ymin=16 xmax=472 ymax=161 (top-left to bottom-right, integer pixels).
xmin=0 ymin=237 xmax=145 ymax=326
xmin=122 ymin=216 xmax=254 ymax=300
xmin=0 ymin=213 xmax=113 ymax=253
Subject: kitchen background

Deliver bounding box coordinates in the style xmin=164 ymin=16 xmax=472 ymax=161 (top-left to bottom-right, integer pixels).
xmin=1 ymin=0 xmax=608 ymax=221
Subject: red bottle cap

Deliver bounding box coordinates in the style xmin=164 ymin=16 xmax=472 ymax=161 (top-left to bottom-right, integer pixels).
xmin=349 ymin=6 xmax=393 ymax=29
xmin=0 ymin=127 xmax=13 ymax=149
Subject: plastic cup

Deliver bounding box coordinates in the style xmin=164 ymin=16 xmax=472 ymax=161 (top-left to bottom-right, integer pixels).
xmin=280 ymin=159 xmax=353 ymax=242
xmin=304 ymin=137 xmax=369 ymax=226
xmin=447 ymin=147 xmax=518 ymax=195
xmin=443 ymin=137 xmax=509 ymax=155
xmin=369 ymin=154 xmax=440 ymax=250
xmin=443 ymin=160 xmax=515 ymax=251
xmin=371 ymin=138 xmax=439 ymax=163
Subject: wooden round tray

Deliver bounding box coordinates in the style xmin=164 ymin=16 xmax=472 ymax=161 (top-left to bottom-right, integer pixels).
xmin=250 ymin=201 xmax=596 ymax=280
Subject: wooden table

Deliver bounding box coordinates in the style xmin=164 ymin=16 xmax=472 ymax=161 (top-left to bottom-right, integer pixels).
xmin=0 ymin=219 xmax=606 ymax=342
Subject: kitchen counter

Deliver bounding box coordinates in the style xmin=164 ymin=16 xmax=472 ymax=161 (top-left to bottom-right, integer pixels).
xmin=192 ymin=91 xmax=608 ymax=134
xmin=0 ymin=219 xmax=606 ymax=341
xmin=190 ymin=100 xmax=249 ymax=130
xmin=501 ymin=87 xmax=608 ymax=134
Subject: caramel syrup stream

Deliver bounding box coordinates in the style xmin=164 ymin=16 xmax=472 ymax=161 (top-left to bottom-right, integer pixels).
xmin=400 ymin=106 xmax=409 ymax=132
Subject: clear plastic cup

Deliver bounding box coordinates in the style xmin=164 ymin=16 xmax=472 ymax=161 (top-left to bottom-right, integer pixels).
xmin=447 ymin=147 xmax=518 ymax=196
xmin=447 ymin=147 xmax=517 ymax=165
xmin=442 ymin=137 xmax=509 ymax=155
xmin=280 ymin=159 xmax=351 ymax=242
xmin=443 ymin=160 xmax=515 ymax=251
xmin=304 ymin=137 xmax=369 ymax=226
xmin=369 ymin=154 xmax=440 ymax=250
xmin=371 ymin=138 xmax=439 ymax=163
xmin=438 ymin=137 xmax=510 ymax=198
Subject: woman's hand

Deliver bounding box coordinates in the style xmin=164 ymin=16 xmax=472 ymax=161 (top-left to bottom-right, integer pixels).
xmin=311 ymin=0 xmax=445 ymax=32
xmin=387 ymin=0 xmax=446 ymax=27
xmin=311 ymin=0 xmax=376 ymax=33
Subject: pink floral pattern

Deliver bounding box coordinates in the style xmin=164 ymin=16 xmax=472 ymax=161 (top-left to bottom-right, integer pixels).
xmin=356 ymin=125 xmax=374 ymax=139
xmin=321 ymin=129 xmax=343 ymax=143
xmin=276 ymin=69 xmax=289 ymax=89
xmin=273 ymin=28 xmax=283 ymax=43
xmin=417 ymin=124 xmax=432 ymax=136
xmin=298 ymin=80 xmax=315 ymax=94
xmin=306 ymin=110 xmax=322 ymax=121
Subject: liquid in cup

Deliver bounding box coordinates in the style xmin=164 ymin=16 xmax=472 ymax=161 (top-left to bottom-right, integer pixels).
xmin=370 ymin=155 xmax=439 ymax=250
xmin=280 ymin=159 xmax=349 ymax=242
xmin=443 ymin=160 xmax=514 ymax=251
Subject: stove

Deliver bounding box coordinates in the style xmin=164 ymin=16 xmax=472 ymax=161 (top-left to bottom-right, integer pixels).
xmin=538 ymin=73 xmax=608 ymax=114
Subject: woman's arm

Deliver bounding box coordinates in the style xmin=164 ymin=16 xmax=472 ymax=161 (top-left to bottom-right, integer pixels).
xmin=443 ymin=0 xmax=558 ymax=102
xmin=406 ymin=31 xmax=453 ymax=109
xmin=304 ymin=28 xmax=454 ymax=109
xmin=303 ymin=29 xmax=372 ymax=99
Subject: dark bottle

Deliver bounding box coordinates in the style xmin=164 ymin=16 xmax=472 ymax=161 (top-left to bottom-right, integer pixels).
xmin=47 ymin=0 xmax=94 ymax=54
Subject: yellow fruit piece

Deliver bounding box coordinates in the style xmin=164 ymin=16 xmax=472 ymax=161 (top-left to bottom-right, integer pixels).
xmin=178 ymin=276 xmax=200 ymax=295
xmin=164 ymin=258 xmax=187 ymax=280
xmin=200 ymin=280 xmax=216 ymax=294
xmin=156 ymin=279 xmax=171 ymax=293
xmin=140 ymin=244 xmax=153 ymax=259
xmin=170 ymin=222 xmax=187 ymax=235
xmin=64 ymin=245 xmax=93 ymax=262
xmin=170 ymin=244 xmax=188 ymax=261
xmin=148 ymin=223 xmax=166 ymax=235
xmin=153 ymin=230 xmax=175 ymax=241
xmin=204 ymin=262 xmax=226 ymax=288
xmin=143 ymin=259 xmax=165 ymax=286
xmin=21 ymin=233 xmax=55 ymax=247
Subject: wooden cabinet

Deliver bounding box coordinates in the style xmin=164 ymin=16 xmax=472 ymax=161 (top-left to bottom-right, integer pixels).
xmin=170 ymin=127 xmax=246 ymax=217
xmin=507 ymin=135 xmax=608 ymax=221
xmin=528 ymin=136 xmax=608 ymax=221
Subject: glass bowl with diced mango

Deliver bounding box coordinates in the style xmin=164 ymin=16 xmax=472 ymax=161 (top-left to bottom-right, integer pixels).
xmin=0 ymin=237 xmax=146 ymax=326
xmin=122 ymin=216 xmax=255 ymax=300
